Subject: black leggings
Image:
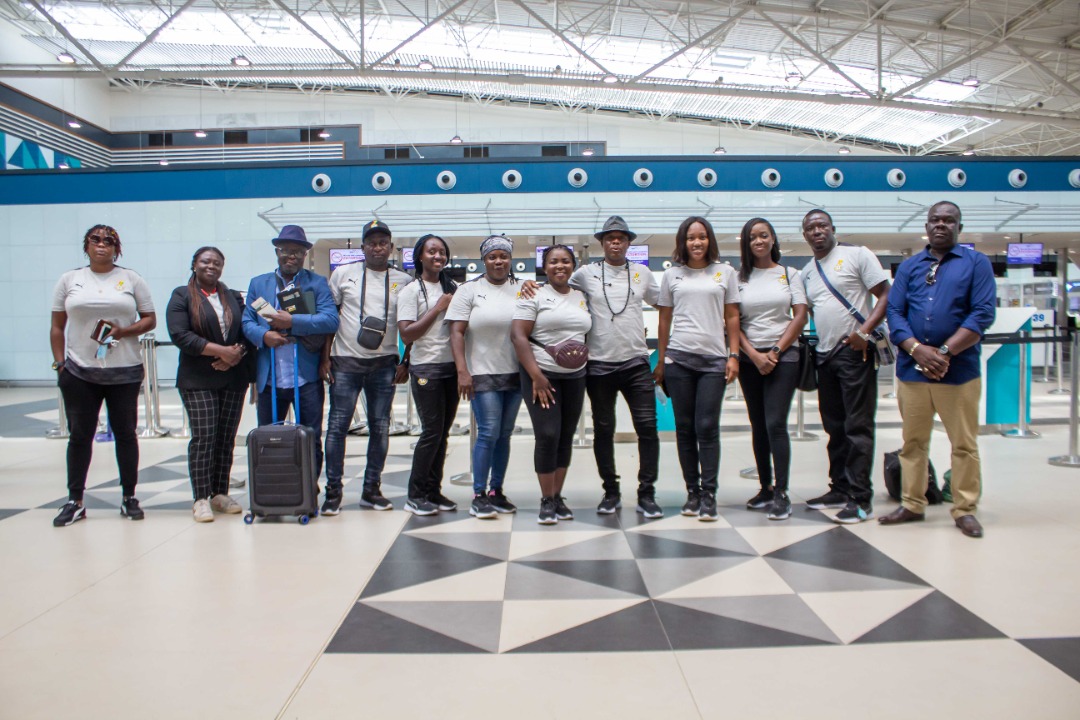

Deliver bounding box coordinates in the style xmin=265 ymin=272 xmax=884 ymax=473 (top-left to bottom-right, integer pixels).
xmin=738 ymin=357 xmax=799 ymax=492
xmin=520 ymin=370 xmax=587 ymax=474
xmin=407 ymin=375 xmax=459 ymax=500
xmin=58 ymin=371 xmax=141 ymax=502
xmin=664 ymin=361 xmax=725 ymax=494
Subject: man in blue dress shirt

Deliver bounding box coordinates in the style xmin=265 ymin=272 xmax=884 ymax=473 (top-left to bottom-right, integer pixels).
xmin=880 ymin=201 xmax=996 ymax=538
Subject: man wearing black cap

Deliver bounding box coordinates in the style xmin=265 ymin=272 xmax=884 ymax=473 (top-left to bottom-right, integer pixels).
xmin=577 ymin=216 xmax=663 ymax=517
xmin=320 ymin=220 xmax=413 ymax=515
xmin=243 ymin=225 xmax=339 ymax=480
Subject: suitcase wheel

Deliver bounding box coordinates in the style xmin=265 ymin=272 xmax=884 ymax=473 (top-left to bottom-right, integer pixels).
xmin=243 ymin=513 xmax=255 ymax=525
xmin=298 ymin=514 xmax=310 ymax=525
xmin=312 ymin=508 xmax=319 ymax=518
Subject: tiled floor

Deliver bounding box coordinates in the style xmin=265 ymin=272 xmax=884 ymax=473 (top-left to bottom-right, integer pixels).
xmin=1 ymin=382 xmax=1079 ymax=719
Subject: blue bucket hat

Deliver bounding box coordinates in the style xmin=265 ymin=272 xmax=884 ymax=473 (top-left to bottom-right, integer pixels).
xmin=271 ymin=225 xmax=312 ymax=249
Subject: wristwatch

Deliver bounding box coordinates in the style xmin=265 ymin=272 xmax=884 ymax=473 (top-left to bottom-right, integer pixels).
xmin=51 ymin=360 xmax=64 ymax=371
xmin=938 ymin=345 xmax=951 ymax=357
xmin=769 ymin=346 xmax=782 ymax=355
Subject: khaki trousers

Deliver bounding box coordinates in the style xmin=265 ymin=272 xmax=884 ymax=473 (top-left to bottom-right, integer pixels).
xmin=897 ymin=378 xmax=982 ymax=518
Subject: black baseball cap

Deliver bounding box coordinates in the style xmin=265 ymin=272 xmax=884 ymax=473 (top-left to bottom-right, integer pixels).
xmin=362 ymin=219 xmax=391 ymax=241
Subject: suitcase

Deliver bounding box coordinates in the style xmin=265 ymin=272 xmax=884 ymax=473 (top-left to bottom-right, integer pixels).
xmin=244 ymin=343 xmax=319 ymax=525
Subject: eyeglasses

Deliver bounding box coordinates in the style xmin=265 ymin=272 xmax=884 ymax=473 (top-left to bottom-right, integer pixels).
xmin=276 ymin=248 xmax=307 ymax=258
xmin=925 ymin=261 xmax=940 ymax=286
xmin=87 ymin=236 xmax=117 ymax=247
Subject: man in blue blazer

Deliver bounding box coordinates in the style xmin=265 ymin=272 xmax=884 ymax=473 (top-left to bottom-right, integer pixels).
xmin=242 ymin=225 xmax=339 ymax=478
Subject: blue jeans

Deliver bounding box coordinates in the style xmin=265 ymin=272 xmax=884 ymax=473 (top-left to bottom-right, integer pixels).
xmin=323 ymin=366 xmax=396 ymax=495
xmin=257 ymin=381 xmax=325 ymax=480
xmin=471 ymin=389 xmax=522 ymax=495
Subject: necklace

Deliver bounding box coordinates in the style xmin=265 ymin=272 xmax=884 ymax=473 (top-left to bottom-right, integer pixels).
xmin=600 ymin=261 xmax=633 ymax=322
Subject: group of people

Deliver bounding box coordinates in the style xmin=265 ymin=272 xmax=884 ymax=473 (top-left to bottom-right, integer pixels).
xmin=49 ymin=200 xmax=995 ymax=538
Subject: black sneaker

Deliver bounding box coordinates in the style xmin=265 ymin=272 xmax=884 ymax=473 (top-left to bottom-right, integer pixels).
xmin=120 ymin=496 xmax=145 ymax=521
xmin=698 ymin=492 xmax=718 ymax=522
xmin=832 ymin=501 xmax=873 ymax=524
xmin=359 ymin=489 xmax=393 ymax=511
xmin=806 ymin=490 xmax=849 ymax=509
xmin=746 ymin=487 xmax=774 ymax=510
xmin=470 ymin=494 xmax=497 ymax=519
xmin=681 ymin=492 xmax=701 ymax=516
xmin=320 ymin=495 xmax=343 ymax=516
xmin=636 ymin=496 xmax=663 ymax=519
xmin=53 ymin=501 xmax=85 ymax=527
xmin=430 ymin=492 xmax=458 ymax=512
xmin=404 ymin=497 xmax=438 ymax=516
xmin=555 ymin=495 xmax=574 ymax=520
xmin=767 ymin=491 xmax=792 ymax=521
xmin=488 ymin=490 xmax=517 ymax=514
xmin=596 ymin=493 xmax=621 ymax=514
xmin=537 ymin=496 xmax=558 ymax=525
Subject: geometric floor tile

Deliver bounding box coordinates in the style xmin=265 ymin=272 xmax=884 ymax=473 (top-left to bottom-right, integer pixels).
xmin=663 ymin=595 xmax=841 ymax=644
xmin=405 ymin=531 xmax=513 ymax=561
xmin=660 ymin=557 xmax=795 ymax=599
xmin=363 ymin=600 xmax=504 ymax=653
xmin=636 ymin=556 xmax=755 ymax=597
xmin=508 ymin=600 xmax=671 ymax=653
xmin=765 ymin=557 xmax=930 ymax=593
xmin=364 ymin=562 xmax=509 ymax=602
xmin=653 ymin=600 xmax=832 ymax=650
xmin=516 ymin=559 xmax=649 ymax=596
xmin=633 ymin=527 xmax=757 ymax=555
xmin=0 ymin=509 xmax=26 ymax=522
xmin=504 ymin=563 xmax=643 ymax=600
xmin=624 ymin=532 xmax=749 ymax=559
xmin=508 ymin=529 xmax=616 ymax=561
xmin=623 ymin=512 xmax=732 ymax=531
xmin=799 ymin=588 xmax=935 ymax=644
xmin=853 ymin=590 xmax=1007 ymax=644
xmin=497 ymin=599 xmax=645 ymax=653
xmin=766 ymin=527 xmax=928 ymax=585
xmin=1018 ymin=638 xmax=1080 ymax=684
xmin=733 ymin=524 xmax=837 ymax=556
xmin=515 ymin=532 xmax=636 ymax=561
xmin=326 ymin=602 xmax=487 ymax=654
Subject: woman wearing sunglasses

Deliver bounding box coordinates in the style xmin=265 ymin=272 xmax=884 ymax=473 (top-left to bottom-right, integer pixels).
xmin=49 ymin=225 xmax=157 ymax=526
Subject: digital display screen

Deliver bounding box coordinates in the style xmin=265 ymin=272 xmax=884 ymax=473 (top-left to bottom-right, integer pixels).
xmin=401 ymin=246 xmax=415 ymax=271
xmin=627 ymin=245 xmax=650 ymax=266
xmin=329 ymin=248 xmax=365 ymax=273
xmin=535 ymin=245 xmax=575 ymax=270
xmin=1007 ymin=242 xmax=1043 ymax=265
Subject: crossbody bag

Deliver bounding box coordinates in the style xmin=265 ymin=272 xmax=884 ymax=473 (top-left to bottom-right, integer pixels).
xmin=812 ymin=258 xmax=895 ymax=367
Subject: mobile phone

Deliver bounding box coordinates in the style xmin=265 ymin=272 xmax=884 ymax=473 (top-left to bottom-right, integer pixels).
xmin=91 ymin=319 xmax=114 ymax=344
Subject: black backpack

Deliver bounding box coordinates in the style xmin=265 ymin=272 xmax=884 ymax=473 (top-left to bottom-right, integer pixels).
xmin=883 ymin=450 xmax=943 ymax=505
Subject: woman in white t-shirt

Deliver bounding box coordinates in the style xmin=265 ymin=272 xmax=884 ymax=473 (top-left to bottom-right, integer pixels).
xmin=49 ymin=225 xmax=157 ymax=527
xmin=735 ymin=218 xmax=808 ymax=521
xmin=398 ymin=234 xmax=458 ymax=516
xmin=654 ymin=216 xmax=740 ymax=523
xmin=447 ymin=235 xmax=522 ymax=520
xmin=511 ymin=245 xmax=592 ymax=525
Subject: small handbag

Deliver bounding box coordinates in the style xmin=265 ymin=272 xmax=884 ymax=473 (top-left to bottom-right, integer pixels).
xmin=530 ymin=337 xmax=589 ymax=370
xmin=356 ymin=267 xmax=390 ymax=351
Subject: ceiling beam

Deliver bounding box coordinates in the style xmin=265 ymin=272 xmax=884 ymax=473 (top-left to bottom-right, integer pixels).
xmin=756 ymin=9 xmax=875 ymax=97
xmin=1005 ymin=42 xmax=1080 ymax=101
xmin=508 ymin=0 xmax=616 ymax=76
xmin=271 ymin=0 xmax=360 ymax=69
xmin=23 ymin=0 xmax=111 ymax=78
xmin=370 ymin=0 xmax=470 ymax=66
xmin=113 ymin=0 xmax=199 ymax=69
xmin=631 ymin=7 xmax=749 ymax=82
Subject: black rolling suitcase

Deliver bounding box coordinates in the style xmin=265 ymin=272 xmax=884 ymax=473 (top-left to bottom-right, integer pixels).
xmin=244 ymin=343 xmax=319 ymax=525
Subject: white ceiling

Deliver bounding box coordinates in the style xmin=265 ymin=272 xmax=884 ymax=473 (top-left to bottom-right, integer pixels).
xmin=2 ymin=0 xmax=1080 ymax=155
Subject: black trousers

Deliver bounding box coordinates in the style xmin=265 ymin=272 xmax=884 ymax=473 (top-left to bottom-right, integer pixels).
xmin=58 ymin=371 xmax=141 ymax=502
xmin=520 ymin=370 xmax=587 ymax=474
xmin=664 ymin=362 xmax=725 ymax=494
xmin=738 ymin=358 xmax=799 ymax=492
xmin=586 ymin=363 xmax=659 ymax=498
xmin=816 ymin=347 xmax=878 ymax=505
xmin=179 ymin=388 xmax=246 ymax=500
xmin=407 ymin=375 xmax=459 ymax=500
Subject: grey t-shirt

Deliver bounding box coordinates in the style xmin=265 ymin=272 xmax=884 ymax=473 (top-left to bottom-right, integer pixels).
xmin=52 ymin=266 xmax=155 ymax=384
xmin=513 ymin=284 xmax=593 ymax=375
xmin=570 ymin=261 xmax=659 ymax=373
xmin=446 ymin=277 xmax=520 ymax=390
xmin=658 ymin=262 xmax=740 ymax=359
xmin=738 ymin=266 xmax=808 ymax=349
xmin=802 ymin=245 xmax=889 ymax=353
xmin=328 ymin=263 xmax=413 ymax=361
xmin=398 ymin=279 xmax=454 ymax=369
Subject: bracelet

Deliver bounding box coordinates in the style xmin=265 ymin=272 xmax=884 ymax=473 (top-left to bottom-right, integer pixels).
xmin=856 ymin=330 xmax=871 ymax=342
xmin=908 ymin=341 xmax=921 ymax=356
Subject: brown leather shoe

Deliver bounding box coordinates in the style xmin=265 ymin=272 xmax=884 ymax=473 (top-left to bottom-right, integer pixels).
xmin=878 ymin=507 xmax=925 ymax=525
xmin=955 ymin=515 xmax=983 ymax=538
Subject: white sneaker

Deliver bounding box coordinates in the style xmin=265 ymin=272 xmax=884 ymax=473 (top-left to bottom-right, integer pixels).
xmin=210 ymin=494 xmax=243 ymax=514
xmin=193 ymin=498 xmax=214 ymax=523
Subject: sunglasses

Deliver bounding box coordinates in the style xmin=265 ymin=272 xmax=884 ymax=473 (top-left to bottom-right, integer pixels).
xmin=925 ymin=261 xmax=940 ymax=286
xmin=87 ymin=236 xmax=117 ymax=247
xmin=277 ymin=247 xmax=307 ymax=258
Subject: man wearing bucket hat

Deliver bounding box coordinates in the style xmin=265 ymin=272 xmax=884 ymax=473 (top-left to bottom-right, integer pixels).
xmin=320 ymin=219 xmax=413 ymax=515
xmin=243 ymin=224 xmax=339 ymax=481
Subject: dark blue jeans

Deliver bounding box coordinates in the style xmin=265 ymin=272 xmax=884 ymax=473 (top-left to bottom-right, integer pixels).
xmin=257 ymin=381 xmax=325 ymax=480
xmin=323 ymin=365 xmax=396 ymax=495
xmin=471 ymin=389 xmax=522 ymax=495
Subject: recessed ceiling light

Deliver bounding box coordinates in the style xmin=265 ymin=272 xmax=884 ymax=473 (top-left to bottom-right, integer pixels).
xmin=786 ymin=71 xmax=803 ymax=83
xmin=962 ymin=147 xmax=975 ymax=156
xmin=194 ymin=130 xmax=207 ymax=138
xmin=418 ymin=58 xmax=434 ymax=71
xmin=159 ymin=159 xmax=169 ymax=166
xmin=961 ymin=75 xmax=980 ymax=87
xmin=838 ymin=145 xmax=851 ymax=154
xmin=231 ymin=55 xmax=251 ymax=67
xmin=582 ymin=147 xmax=595 ymax=156
xmin=713 ymin=146 xmax=727 ymax=154
xmin=57 ymin=52 xmax=75 ymax=64
xmin=602 ymin=74 xmax=618 ymax=84
xmin=450 ymin=134 xmax=462 ymax=145
xmin=318 ymin=130 xmax=331 ymax=138
xmin=67 ymin=120 xmax=81 ymax=129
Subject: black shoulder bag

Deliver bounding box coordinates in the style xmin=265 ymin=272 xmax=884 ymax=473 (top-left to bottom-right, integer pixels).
xmin=357 ymin=268 xmax=390 ymax=350
xmin=812 ymin=258 xmax=895 ymax=368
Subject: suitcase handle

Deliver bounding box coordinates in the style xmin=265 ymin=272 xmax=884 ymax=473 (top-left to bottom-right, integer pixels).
xmin=269 ymin=342 xmax=302 ymax=425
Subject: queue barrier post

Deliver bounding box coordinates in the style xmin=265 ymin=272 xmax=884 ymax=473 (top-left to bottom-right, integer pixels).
xmin=449 ymin=408 xmax=476 ymax=486
xmin=1002 ymin=331 xmax=1040 ymax=439
xmin=1049 ymin=329 xmax=1080 ymax=468
xmin=46 ymin=388 xmax=69 ymax=439
xmin=1049 ymin=334 xmax=1069 ymax=396
xmin=791 ymin=389 xmax=819 ymax=442
xmin=573 ymin=396 xmax=592 ymax=448
xmin=1036 ymin=327 xmax=1054 ymax=382
xmin=169 ymin=403 xmax=192 ymax=439
xmin=137 ymin=334 xmax=167 ymax=438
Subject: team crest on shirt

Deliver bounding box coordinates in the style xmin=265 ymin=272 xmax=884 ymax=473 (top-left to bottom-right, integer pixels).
xmin=580 ymin=299 xmax=587 ymax=310
xmin=713 ymin=272 xmax=723 ymax=283
xmin=516 ymin=291 xmax=522 ymax=299
xmin=778 ymin=273 xmax=789 ymax=286
xmin=391 ymin=283 xmax=400 ymax=294
xmin=834 ymin=259 xmax=844 ymax=272
xmin=417 ymin=378 xmax=428 ymax=386
xmin=632 ymin=272 xmax=642 ymax=284
xmin=115 ymin=280 xmax=125 ymax=291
